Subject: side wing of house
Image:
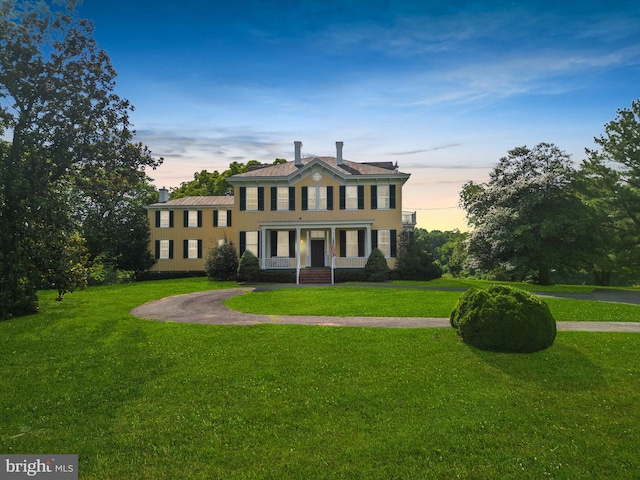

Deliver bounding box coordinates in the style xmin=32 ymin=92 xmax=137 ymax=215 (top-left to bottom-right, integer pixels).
xmin=145 ymin=196 xmax=235 ymax=273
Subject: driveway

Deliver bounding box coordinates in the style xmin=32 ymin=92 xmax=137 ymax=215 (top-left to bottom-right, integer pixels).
xmin=130 ymin=287 xmax=640 ymax=332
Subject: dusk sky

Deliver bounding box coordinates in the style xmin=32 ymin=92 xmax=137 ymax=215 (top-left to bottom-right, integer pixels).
xmin=78 ymin=0 xmax=640 ymax=230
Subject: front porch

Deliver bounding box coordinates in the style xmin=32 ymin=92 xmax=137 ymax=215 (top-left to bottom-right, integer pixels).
xmin=258 ymin=220 xmax=373 ymax=284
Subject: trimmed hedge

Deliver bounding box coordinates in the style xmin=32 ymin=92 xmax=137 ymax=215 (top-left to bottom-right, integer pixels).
xmin=450 ymin=284 xmax=556 ymax=353
xmin=365 ymin=248 xmax=390 ymax=282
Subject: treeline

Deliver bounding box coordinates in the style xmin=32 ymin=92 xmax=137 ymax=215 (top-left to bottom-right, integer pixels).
xmin=457 ymin=100 xmax=640 ymax=286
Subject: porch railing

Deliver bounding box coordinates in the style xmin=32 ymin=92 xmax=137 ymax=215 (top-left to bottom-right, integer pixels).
xmin=334 ymin=257 xmax=367 ymax=268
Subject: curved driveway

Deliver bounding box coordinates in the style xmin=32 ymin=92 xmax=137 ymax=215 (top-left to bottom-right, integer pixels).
xmin=130 ymin=287 xmax=640 ymax=332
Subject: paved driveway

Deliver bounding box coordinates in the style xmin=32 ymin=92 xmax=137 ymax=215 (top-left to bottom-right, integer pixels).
xmin=130 ymin=287 xmax=640 ymax=332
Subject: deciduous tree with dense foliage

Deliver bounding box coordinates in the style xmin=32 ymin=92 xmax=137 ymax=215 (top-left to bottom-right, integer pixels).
xmin=460 ymin=143 xmax=598 ymax=284
xmin=0 ymin=1 xmax=161 ymax=318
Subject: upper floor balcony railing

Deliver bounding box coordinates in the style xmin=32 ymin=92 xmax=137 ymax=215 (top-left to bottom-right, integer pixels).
xmin=402 ymin=211 xmax=417 ymax=228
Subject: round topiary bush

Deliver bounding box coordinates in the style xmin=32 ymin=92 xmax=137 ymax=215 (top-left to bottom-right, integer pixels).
xmin=450 ymin=284 xmax=556 ymax=353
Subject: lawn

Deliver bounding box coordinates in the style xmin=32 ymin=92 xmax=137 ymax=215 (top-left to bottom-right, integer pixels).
xmin=1 ymin=278 xmax=639 ymax=479
xmin=224 ymin=285 xmax=640 ymax=322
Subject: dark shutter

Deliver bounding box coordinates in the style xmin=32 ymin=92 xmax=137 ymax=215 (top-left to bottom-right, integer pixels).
xmin=271 ymin=187 xmax=277 ymax=211
xmin=327 ymin=186 xmax=333 ymax=210
xmin=168 ymin=240 xmax=174 ymax=259
xmin=169 ymin=211 xmax=174 ymax=228
xmin=371 ymin=185 xmax=378 ymax=209
xmin=198 ymin=240 xmax=203 ymax=259
xmin=390 ymin=185 xmax=396 ymax=209
xmin=372 ymin=230 xmax=378 ymax=250
xmin=339 ymin=186 xmax=346 ymax=210
xmin=183 ymin=210 xmax=189 ymax=227
xmin=239 ymin=231 xmax=246 ymax=255
xmin=390 ymin=230 xmax=397 ymax=257
xmin=227 ymin=210 xmax=232 ymax=227
xmin=213 ymin=210 xmax=218 ymax=227
xmin=240 ymin=187 xmax=246 ymax=211
xmin=258 ymin=187 xmax=264 ymax=211
xmin=289 ymin=230 xmax=296 ymax=258
xmin=339 ymin=230 xmax=346 ymax=257
xmin=197 ymin=210 xmax=202 ymax=227
xmin=289 ymin=187 xmax=295 ymax=211
xmin=155 ymin=240 xmax=160 ymax=259
xmin=183 ymin=240 xmax=189 ymax=258
xmin=358 ymin=230 xmax=365 ymax=257
xmin=358 ymin=185 xmax=364 ymax=210
xmin=270 ymin=231 xmax=278 ymax=257
xmin=302 ymin=187 xmax=308 ymax=210
xmin=155 ymin=211 xmax=160 ymax=228
xmin=257 ymin=231 xmax=261 ymax=258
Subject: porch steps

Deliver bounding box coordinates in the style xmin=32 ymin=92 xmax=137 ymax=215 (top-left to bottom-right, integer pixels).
xmin=299 ymin=268 xmax=332 ymax=284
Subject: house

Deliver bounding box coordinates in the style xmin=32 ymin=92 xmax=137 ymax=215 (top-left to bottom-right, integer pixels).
xmin=145 ymin=141 xmax=416 ymax=283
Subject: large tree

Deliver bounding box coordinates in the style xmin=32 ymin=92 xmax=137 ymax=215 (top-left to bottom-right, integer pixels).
xmin=578 ymin=99 xmax=640 ymax=283
xmin=170 ymin=159 xmax=288 ymax=199
xmin=460 ymin=143 xmax=598 ymax=284
xmin=0 ymin=1 xmax=161 ymax=318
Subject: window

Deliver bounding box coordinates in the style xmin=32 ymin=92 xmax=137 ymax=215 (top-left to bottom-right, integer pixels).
xmin=377 ymin=229 xmax=391 ymax=257
xmin=377 ymin=185 xmax=390 ymax=209
xmin=307 ymin=186 xmax=327 ymax=210
xmin=160 ymin=211 xmax=170 ymax=228
xmin=277 ymin=187 xmax=289 ymax=211
xmin=346 ymin=230 xmax=359 ymax=257
xmin=185 ymin=239 xmax=201 ymax=259
xmin=218 ymin=210 xmax=227 ymax=226
xmin=277 ymin=231 xmax=289 ymax=257
xmin=245 ymin=231 xmax=259 ymax=256
xmin=159 ymin=240 xmax=171 ymax=259
xmin=187 ymin=210 xmax=199 ymax=227
xmin=246 ymin=187 xmax=258 ymax=211
xmin=346 ymin=186 xmax=358 ymax=209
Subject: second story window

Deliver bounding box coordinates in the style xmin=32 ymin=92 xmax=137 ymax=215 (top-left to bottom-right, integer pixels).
xmin=159 ymin=210 xmax=171 ymax=228
xmin=184 ymin=210 xmax=202 ymax=227
xmin=246 ymin=187 xmax=258 ymax=211
xmin=277 ymin=187 xmax=289 ymax=211
xmin=346 ymin=186 xmax=358 ymax=209
xmin=371 ymin=185 xmax=396 ymax=209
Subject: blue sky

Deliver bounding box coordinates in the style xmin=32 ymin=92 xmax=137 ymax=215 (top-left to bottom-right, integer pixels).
xmin=78 ymin=0 xmax=640 ymax=230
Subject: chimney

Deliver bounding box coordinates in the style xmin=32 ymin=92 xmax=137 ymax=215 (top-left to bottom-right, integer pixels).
xmin=158 ymin=187 xmax=169 ymax=203
xmin=294 ymin=141 xmax=302 ymax=166
xmin=336 ymin=141 xmax=344 ymax=165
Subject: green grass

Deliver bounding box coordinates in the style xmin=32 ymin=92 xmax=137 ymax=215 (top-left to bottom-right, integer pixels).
xmin=225 ymin=285 xmax=640 ymax=322
xmin=1 ymin=279 xmax=639 ymax=479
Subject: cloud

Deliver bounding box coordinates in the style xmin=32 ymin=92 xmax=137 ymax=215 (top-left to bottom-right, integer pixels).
xmin=389 ymin=143 xmax=463 ymax=155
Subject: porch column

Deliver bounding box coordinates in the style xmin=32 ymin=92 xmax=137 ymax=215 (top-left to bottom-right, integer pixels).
xmin=261 ymin=226 xmax=267 ymax=269
xmin=296 ymin=226 xmax=301 ymax=284
xmin=365 ymin=225 xmax=371 ymax=259
xmin=331 ymin=227 xmax=336 ymax=284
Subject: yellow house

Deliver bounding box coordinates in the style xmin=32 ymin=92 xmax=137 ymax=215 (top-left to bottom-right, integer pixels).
xmin=145 ymin=141 xmax=416 ymax=283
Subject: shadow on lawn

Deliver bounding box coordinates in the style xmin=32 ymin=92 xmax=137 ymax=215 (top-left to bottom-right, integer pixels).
xmin=471 ymin=342 xmax=606 ymax=392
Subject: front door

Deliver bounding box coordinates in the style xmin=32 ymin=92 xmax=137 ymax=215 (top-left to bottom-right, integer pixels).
xmin=311 ymin=240 xmax=325 ymax=267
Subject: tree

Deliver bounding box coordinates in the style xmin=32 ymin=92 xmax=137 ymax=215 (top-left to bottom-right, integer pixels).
xmin=237 ymin=250 xmax=260 ymax=283
xmin=460 ymin=143 xmax=598 ymax=284
xmin=395 ymin=229 xmax=441 ymax=280
xmin=204 ymin=240 xmax=238 ymax=281
xmin=365 ymin=248 xmax=390 ymax=282
xmin=41 ymin=232 xmax=89 ymax=301
xmin=578 ymin=99 xmax=640 ymax=283
xmin=0 ymin=1 xmax=161 ymax=318
xmin=170 ymin=159 xmax=290 ymax=199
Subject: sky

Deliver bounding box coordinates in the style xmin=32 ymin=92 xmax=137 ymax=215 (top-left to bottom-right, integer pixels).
xmin=77 ymin=0 xmax=640 ymax=231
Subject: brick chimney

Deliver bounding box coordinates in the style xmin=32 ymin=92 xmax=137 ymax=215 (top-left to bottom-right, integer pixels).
xmin=294 ymin=141 xmax=302 ymax=166
xmin=336 ymin=141 xmax=344 ymax=166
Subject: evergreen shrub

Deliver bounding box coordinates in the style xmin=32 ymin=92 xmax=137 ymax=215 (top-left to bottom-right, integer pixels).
xmin=365 ymin=248 xmax=390 ymax=282
xmin=237 ymin=250 xmax=260 ymax=283
xmin=450 ymin=284 xmax=556 ymax=353
xmin=204 ymin=241 xmax=238 ymax=281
